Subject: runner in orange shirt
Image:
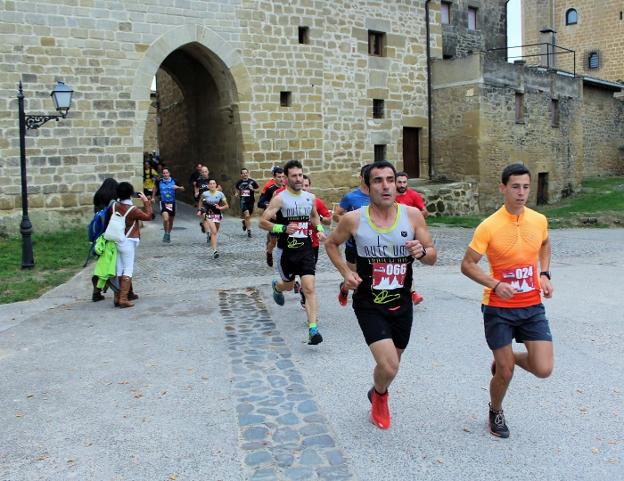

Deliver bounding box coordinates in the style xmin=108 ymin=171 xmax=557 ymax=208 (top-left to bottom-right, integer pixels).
xmin=461 ymin=163 xmax=554 ymax=439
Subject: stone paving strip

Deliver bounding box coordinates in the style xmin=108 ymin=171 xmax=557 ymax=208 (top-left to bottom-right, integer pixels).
xmin=219 ymin=288 xmax=356 ymax=481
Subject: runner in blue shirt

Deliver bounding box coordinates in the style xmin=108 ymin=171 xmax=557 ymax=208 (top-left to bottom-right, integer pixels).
xmin=332 ymin=164 xmax=371 ymax=306
xmin=152 ymin=168 xmax=184 ymax=243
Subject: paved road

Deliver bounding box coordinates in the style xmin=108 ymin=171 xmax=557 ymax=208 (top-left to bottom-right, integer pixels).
xmin=1 ymin=203 xmax=623 ymax=481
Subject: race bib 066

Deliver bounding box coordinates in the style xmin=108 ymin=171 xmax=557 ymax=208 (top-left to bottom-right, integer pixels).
xmin=372 ymin=262 xmax=407 ymax=290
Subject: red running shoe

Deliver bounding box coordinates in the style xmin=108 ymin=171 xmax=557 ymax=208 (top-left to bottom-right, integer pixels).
xmin=338 ymin=282 xmax=348 ymax=307
xmin=369 ymin=387 xmax=391 ymax=429
xmin=411 ymin=290 xmax=423 ymax=305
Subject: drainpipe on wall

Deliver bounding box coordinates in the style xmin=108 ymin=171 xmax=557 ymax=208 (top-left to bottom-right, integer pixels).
xmin=425 ymin=0 xmax=433 ymax=179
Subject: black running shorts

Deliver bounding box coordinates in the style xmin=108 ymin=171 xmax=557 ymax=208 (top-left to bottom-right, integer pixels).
xmin=274 ymin=246 xmax=316 ymax=282
xmin=240 ymin=199 xmax=254 ymax=215
xmin=160 ymin=201 xmax=176 ymax=216
xmin=353 ymin=295 xmax=413 ymax=350
xmin=345 ymin=244 xmax=357 ymax=264
xmin=482 ymin=303 xmax=552 ymax=351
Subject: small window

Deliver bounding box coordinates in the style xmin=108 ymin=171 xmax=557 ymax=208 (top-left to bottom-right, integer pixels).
xmin=441 ymin=2 xmax=451 ymax=25
xmin=280 ymin=91 xmax=292 ymax=107
xmin=551 ymin=99 xmax=560 ymax=128
xmin=298 ymin=26 xmax=309 ymax=45
xmin=373 ymin=99 xmax=385 ymax=119
xmin=467 ymin=7 xmax=477 ymax=30
xmin=565 ymin=8 xmax=578 ymax=25
xmin=374 ymin=144 xmax=386 ymax=163
xmin=588 ymin=51 xmax=600 ymax=69
xmin=368 ymin=30 xmax=385 ymax=57
xmin=515 ymin=93 xmax=524 ymax=123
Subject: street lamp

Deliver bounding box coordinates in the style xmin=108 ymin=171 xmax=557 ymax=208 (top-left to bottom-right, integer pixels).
xmin=17 ymin=80 xmax=74 ymax=268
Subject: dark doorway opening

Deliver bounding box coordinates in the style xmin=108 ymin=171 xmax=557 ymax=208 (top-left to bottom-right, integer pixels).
xmin=403 ymin=127 xmax=420 ymax=178
xmin=145 ymin=43 xmax=242 ymax=204
xmin=537 ymin=172 xmax=549 ymax=205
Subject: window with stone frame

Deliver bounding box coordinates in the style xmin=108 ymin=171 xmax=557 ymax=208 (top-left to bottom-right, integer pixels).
xmin=298 ymin=26 xmax=309 ymax=45
xmin=441 ymin=2 xmax=451 ymax=25
xmin=373 ymin=99 xmax=385 ymax=119
xmin=368 ymin=30 xmax=385 ymax=57
xmin=467 ymin=7 xmax=477 ymax=30
xmin=515 ymin=93 xmax=524 ymax=123
xmin=565 ymin=8 xmax=578 ymax=25
xmin=551 ymin=99 xmax=560 ymax=128
xmin=374 ymin=144 xmax=386 ymax=162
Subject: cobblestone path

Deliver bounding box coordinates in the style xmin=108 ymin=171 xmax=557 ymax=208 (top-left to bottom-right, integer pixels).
xmin=220 ymin=288 xmax=354 ymax=481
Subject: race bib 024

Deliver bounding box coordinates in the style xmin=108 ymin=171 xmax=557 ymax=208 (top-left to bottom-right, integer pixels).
xmin=499 ymin=265 xmax=535 ymax=293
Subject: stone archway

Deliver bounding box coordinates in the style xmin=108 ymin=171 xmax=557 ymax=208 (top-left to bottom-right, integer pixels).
xmin=131 ymin=25 xmax=253 ymax=203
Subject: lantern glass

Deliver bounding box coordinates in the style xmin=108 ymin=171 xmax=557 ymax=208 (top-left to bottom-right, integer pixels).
xmin=50 ymin=81 xmax=73 ymax=114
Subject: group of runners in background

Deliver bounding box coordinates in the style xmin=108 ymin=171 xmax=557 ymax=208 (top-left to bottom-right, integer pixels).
xmin=141 ymin=158 xmax=554 ymax=438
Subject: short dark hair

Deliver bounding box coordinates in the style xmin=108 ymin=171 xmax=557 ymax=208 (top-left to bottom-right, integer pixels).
xmin=240 ymin=168 xmax=248 ymax=173
xmin=396 ymin=171 xmax=408 ymax=179
xmin=303 ymin=174 xmax=310 ymax=184
xmin=283 ymin=159 xmax=303 ymax=176
xmin=364 ymin=161 xmax=397 ymax=187
xmin=116 ymin=181 xmax=134 ymax=200
xmin=502 ymin=163 xmax=531 ymax=185
xmin=272 ymin=166 xmax=284 ymax=176
xmin=360 ymin=163 xmax=372 ymax=177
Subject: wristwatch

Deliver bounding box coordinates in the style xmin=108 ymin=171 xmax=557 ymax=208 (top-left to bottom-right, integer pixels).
xmin=539 ymin=271 xmax=551 ymax=280
xmin=416 ymin=247 xmax=427 ymax=260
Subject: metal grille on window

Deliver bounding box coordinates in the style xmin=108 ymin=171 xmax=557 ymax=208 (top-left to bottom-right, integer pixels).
xmin=588 ymin=52 xmax=599 ymax=69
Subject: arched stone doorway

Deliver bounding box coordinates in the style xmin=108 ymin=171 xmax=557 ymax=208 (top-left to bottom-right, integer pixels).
xmin=132 ymin=25 xmax=252 ymax=206
xmin=153 ymin=43 xmax=242 ymax=203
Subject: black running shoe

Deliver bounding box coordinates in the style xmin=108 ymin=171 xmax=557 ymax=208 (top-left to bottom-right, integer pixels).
xmin=308 ymin=327 xmax=323 ymax=345
xmin=488 ymin=403 xmax=510 ymax=438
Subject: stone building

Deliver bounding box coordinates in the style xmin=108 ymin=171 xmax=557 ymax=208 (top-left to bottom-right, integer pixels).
xmin=0 ymin=1 xmax=438 ymax=234
xmin=430 ymin=0 xmax=623 ymax=212
xmin=522 ymin=0 xmax=624 ymax=82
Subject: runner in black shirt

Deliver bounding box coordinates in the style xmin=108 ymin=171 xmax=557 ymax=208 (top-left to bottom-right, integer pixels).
xmin=234 ymin=168 xmax=259 ymax=238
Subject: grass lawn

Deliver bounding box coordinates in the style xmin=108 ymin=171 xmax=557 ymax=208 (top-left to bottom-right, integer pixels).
xmin=429 ymin=176 xmax=624 ymax=229
xmin=0 ymin=227 xmax=88 ymax=304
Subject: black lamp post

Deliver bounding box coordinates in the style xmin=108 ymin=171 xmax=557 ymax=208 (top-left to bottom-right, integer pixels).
xmin=17 ymin=80 xmax=74 ymax=269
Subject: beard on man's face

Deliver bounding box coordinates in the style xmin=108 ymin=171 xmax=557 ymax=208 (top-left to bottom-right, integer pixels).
xmin=396 ymin=186 xmax=407 ymax=194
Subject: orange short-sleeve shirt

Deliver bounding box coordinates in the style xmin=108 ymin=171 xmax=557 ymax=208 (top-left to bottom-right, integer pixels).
xmin=469 ymin=206 xmax=548 ymax=308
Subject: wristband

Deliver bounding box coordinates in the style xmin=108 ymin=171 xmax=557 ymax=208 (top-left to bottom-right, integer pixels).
xmin=493 ymin=281 xmax=501 ymax=293
xmin=272 ymin=224 xmax=285 ymax=234
xmin=316 ymin=224 xmax=325 ymax=233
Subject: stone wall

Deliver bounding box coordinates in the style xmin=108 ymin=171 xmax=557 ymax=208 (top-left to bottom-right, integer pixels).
xmin=142 ymin=94 xmax=158 ymax=154
xmin=415 ymin=181 xmax=479 ymax=216
xmin=432 ymin=54 xmax=589 ymax=211
xmin=0 ymin=0 xmax=439 ymax=235
xmin=441 ymin=0 xmax=507 ymax=60
xmin=522 ymin=0 xmax=624 ymax=82
xmin=582 ymin=85 xmax=624 ymax=176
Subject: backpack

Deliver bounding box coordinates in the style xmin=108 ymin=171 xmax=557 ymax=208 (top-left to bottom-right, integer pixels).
xmin=103 ymin=203 xmax=136 ymax=243
xmin=88 ymin=207 xmax=109 ymax=242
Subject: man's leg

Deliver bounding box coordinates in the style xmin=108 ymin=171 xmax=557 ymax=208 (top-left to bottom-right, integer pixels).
xmin=161 ymin=211 xmax=170 ymax=242
xmin=513 ymin=341 xmax=554 ymax=379
xmin=490 ymin=344 xmax=515 ymax=410
xmin=266 ymin=234 xmax=277 ymax=266
xmin=300 ymin=275 xmax=317 ymax=326
xmin=369 ymin=340 xmax=402 ymax=394
xmin=368 ymin=340 xmax=402 ymax=429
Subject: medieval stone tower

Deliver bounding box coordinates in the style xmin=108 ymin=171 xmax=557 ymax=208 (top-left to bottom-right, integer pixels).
xmin=522 ymin=0 xmax=624 ymax=82
xmin=0 ymin=1 xmax=439 ymax=234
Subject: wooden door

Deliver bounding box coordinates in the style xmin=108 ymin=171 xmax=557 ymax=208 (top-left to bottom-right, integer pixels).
xmin=403 ymin=127 xmax=420 ymax=177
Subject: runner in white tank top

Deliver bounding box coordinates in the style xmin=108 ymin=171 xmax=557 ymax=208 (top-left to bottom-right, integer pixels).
xmin=325 ymin=161 xmax=437 ymax=430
